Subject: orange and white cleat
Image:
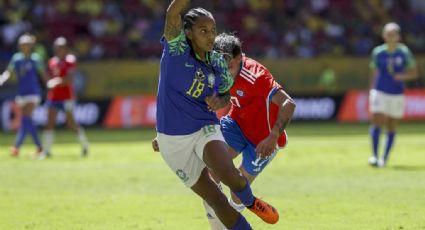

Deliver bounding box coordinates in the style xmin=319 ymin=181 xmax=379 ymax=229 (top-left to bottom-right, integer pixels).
xmin=248 ymin=197 xmax=279 ymax=224
xmin=10 ymin=146 xmax=19 ymax=157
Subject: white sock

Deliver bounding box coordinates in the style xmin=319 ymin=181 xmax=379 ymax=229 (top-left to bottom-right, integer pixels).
xmin=203 ymin=200 xmax=227 ymax=230
xmin=229 ymin=197 xmax=246 ymax=213
xmin=76 ymin=127 xmax=89 ymax=148
xmin=43 ymin=130 xmax=54 ymax=153
xmin=203 ymin=181 xmax=226 ymax=230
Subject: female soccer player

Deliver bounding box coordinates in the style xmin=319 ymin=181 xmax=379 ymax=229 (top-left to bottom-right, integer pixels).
xmin=155 ymin=1 xmax=278 ymax=229
xmin=0 ymin=33 xmax=47 ymax=158
xmin=40 ymin=37 xmax=89 ymax=158
xmin=205 ymin=32 xmax=296 ymax=229
xmin=368 ymin=22 xmax=418 ymax=167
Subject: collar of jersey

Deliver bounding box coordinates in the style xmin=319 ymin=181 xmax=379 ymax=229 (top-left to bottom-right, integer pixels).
xmin=192 ymin=49 xmax=211 ymax=64
xmin=383 ymin=43 xmax=401 ymax=53
xmin=236 ymin=55 xmax=245 ymax=76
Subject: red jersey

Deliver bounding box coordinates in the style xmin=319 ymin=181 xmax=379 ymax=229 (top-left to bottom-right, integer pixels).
xmin=47 ymin=54 xmax=76 ymax=101
xmin=229 ymin=56 xmax=287 ymax=147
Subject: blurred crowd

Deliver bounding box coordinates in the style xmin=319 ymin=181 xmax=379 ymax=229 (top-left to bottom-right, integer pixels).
xmin=1 ymin=0 xmax=424 ymax=60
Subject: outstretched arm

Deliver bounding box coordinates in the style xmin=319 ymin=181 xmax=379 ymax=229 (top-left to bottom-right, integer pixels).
xmin=255 ymin=89 xmax=296 ymax=158
xmin=0 ymin=70 xmax=11 ymax=86
xmin=164 ymin=0 xmax=190 ymax=41
xmin=270 ymin=90 xmax=296 ymax=137
xmin=46 ymin=70 xmax=75 ymax=89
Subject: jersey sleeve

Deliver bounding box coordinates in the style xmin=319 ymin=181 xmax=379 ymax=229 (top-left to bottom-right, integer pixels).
xmin=32 ymin=53 xmax=45 ymax=74
xmin=211 ymin=52 xmax=233 ymax=94
xmin=6 ymin=53 xmax=20 ymax=72
xmin=216 ymin=54 xmax=234 ymax=94
xmin=369 ymin=47 xmax=379 ymax=70
xmin=401 ymin=45 xmax=417 ymax=69
xmin=160 ymin=31 xmax=189 ymax=57
xmin=66 ymin=54 xmax=77 ymax=71
xmin=255 ymin=69 xmax=282 ymax=100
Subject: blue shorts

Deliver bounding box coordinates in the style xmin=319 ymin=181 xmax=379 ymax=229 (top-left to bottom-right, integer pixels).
xmin=220 ymin=115 xmax=278 ymax=176
xmin=46 ymin=100 xmax=75 ymax=112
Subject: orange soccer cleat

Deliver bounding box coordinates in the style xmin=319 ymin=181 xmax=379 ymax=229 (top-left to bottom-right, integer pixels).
xmin=248 ymin=197 xmax=279 ymax=224
xmin=10 ymin=146 xmax=19 ymax=157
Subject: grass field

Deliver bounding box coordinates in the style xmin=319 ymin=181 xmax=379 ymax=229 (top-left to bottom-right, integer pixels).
xmin=0 ymin=122 xmax=424 ymax=230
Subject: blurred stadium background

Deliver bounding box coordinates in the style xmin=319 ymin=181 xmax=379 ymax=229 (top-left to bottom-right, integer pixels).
xmin=1 ymin=0 xmax=425 ymax=129
xmin=1 ymin=1 xmax=425 ymax=230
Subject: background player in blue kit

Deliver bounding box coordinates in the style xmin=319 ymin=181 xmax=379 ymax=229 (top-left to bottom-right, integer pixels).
xmin=0 ymin=33 xmax=48 ymax=158
xmin=368 ymin=22 xmax=418 ymax=168
xmin=155 ymin=0 xmax=279 ymax=229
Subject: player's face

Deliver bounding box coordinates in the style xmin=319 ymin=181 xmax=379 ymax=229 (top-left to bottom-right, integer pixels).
xmin=226 ymin=54 xmax=242 ymax=78
xmin=383 ymin=30 xmax=400 ymax=44
xmin=55 ymin=46 xmax=67 ymax=59
xmin=19 ymin=43 xmax=33 ymax=56
xmin=187 ymin=16 xmax=216 ymax=53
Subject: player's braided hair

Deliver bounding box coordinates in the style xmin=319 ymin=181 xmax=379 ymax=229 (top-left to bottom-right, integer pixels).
xmin=213 ymin=33 xmax=242 ymax=58
xmin=183 ymin=7 xmax=214 ymax=31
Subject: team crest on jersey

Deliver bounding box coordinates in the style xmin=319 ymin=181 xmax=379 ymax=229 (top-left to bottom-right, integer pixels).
xmin=195 ymin=68 xmax=205 ymax=82
xmin=236 ymin=90 xmax=244 ymax=97
xmin=207 ymin=73 xmax=215 ymax=88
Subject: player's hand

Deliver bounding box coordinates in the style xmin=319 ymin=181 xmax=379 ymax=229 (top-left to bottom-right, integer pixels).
xmin=255 ymin=133 xmax=279 ymax=158
xmin=47 ymin=77 xmax=63 ymax=89
xmin=152 ymin=137 xmax=160 ymax=152
xmin=0 ymin=72 xmax=9 ymax=86
xmin=394 ymin=74 xmax=406 ymax=81
xmin=205 ymin=93 xmax=222 ymax=111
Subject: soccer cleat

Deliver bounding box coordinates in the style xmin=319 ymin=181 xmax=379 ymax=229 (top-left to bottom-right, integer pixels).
xmin=368 ymin=156 xmax=378 ymax=167
xmin=10 ymin=147 xmax=19 ymax=157
xmin=45 ymin=151 xmax=52 ymax=158
xmin=33 ymin=148 xmax=46 ymax=160
xmin=248 ymin=197 xmax=279 ymax=224
xmin=82 ymin=145 xmax=89 ymax=157
xmin=377 ymin=158 xmax=386 ymax=168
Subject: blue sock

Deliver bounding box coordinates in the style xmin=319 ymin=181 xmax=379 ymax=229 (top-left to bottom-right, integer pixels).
xmin=370 ymin=126 xmax=381 ymax=157
xmin=383 ymin=132 xmax=395 ymax=161
xmin=23 ymin=116 xmax=42 ymax=149
xmin=232 ymin=180 xmax=255 ymax=207
xmin=230 ymin=215 xmax=252 ymax=230
xmin=15 ymin=117 xmax=28 ymax=148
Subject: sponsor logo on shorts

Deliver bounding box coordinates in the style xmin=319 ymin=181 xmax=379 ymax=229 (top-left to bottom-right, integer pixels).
xmin=176 ymin=169 xmax=189 ymax=182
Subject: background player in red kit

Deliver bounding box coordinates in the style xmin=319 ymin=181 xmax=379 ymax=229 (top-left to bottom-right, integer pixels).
xmin=40 ymin=37 xmax=89 ymax=158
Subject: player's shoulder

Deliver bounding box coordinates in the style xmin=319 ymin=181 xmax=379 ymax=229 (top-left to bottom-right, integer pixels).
xmin=371 ymin=44 xmax=386 ymax=56
xmin=11 ymin=52 xmax=24 ymax=61
xmin=396 ymin=43 xmax=412 ymax=54
xmin=30 ymin=52 xmax=43 ymax=61
xmin=65 ymin=54 xmax=77 ymax=64
xmin=240 ymin=56 xmax=271 ymax=83
xmin=163 ymin=31 xmax=189 ymax=56
xmin=210 ymin=50 xmax=225 ymax=66
xmin=48 ymin=56 xmax=59 ymax=64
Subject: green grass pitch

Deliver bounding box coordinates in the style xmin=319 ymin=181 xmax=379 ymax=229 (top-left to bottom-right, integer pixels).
xmin=0 ymin=122 xmax=424 ymax=230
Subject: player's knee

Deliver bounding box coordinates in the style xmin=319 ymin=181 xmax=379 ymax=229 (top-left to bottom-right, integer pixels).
xmin=215 ymin=168 xmax=245 ymax=190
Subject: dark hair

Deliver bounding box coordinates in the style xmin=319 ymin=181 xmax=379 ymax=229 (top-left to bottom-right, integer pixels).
xmin=213 ymin=32 xmax=242 ymax=58
xmin=183 ymin=7 xmax=214 ymax=30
